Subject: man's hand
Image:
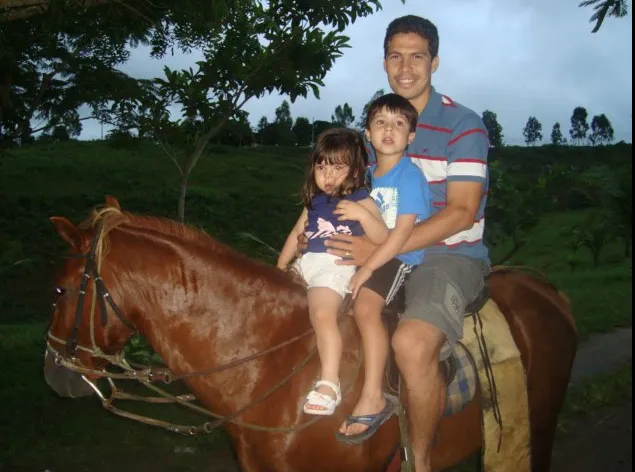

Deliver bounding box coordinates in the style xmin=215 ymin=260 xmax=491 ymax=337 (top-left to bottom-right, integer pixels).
xmin=349 ymin=266 xmax=373 ymax=299
xmin=324 ymin=234 xmax=377 ymax=266
xmin=295 ymin=232 xmax=308 ymax=258
xmin=333 ymin=200 xmax=367 ymax=222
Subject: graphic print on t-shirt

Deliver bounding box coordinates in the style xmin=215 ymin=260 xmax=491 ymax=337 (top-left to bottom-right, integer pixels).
xmin=370 ymin=187 xmax=398 ymax=229
xmin=306 ymin=217 xmax=353 ymax=241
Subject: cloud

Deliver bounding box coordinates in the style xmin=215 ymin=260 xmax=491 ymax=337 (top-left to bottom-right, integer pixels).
xmin=79 ymin=0 xmax=632 ymax=144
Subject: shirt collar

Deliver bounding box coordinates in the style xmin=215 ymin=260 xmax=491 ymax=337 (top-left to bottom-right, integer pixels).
xmin=420 ymin=86 xmax=443 ymax=119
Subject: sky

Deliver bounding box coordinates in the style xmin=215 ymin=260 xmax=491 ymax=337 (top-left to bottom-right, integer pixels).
xmin=79 ymin=0 xmax=633 ymax=145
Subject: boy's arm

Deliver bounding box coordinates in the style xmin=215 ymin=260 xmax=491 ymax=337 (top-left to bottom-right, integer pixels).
xmin=348 ymin=214 xmax=416 ymax=298
xmin=357 ymin=197 xmax=389 ymax=245
xmin=361 ymin=214 xmax=416 ymax=272
xmin=277 ymin=208 xmax=308 ymax=270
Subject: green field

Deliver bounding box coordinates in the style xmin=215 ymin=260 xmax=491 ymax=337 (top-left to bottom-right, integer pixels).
xmin=0 ymin=140 xmax=631 ymax=471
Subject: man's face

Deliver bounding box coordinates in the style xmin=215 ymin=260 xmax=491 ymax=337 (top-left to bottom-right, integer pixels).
xmin=383 ymin=32 xmax=439 ymax=112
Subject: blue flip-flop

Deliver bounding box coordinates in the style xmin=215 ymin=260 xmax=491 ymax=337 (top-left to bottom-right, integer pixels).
xmin=335 ymin=394 xmax=396 ymax=445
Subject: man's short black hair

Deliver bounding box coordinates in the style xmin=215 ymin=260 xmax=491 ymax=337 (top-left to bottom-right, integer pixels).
xmin=383 ymin=15 xmax=439 ymax=59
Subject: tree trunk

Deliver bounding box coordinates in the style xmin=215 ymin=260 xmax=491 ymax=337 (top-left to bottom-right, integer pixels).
xmin=177 ymin=173 xmax=188 ymax=222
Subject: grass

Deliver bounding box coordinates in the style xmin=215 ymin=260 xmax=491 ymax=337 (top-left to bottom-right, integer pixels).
xmin=0 ymin=323 xmax=232 ymax=472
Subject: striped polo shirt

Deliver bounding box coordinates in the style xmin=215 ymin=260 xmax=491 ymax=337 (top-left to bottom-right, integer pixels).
xmin=368 ymin=87 xmax=490 ymax=261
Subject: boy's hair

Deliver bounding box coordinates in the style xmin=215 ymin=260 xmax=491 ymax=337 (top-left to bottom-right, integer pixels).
xmin=365 ymin=93 xmax=418 ymax=133
xmin=301 ymin=128 xmax=368 ymax=207
xmin=383 ymin=15 xmax=439 ymax=59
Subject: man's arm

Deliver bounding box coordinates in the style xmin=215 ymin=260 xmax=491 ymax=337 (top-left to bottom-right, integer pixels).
xmin=400 ymin=180 xmax=483 ymax=253
xmin=349 ymin=214 xmax=416 ymax=298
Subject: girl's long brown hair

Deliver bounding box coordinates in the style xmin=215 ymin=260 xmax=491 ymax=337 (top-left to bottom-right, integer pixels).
xmin=301 ymin=128 xmax=368 ymax=208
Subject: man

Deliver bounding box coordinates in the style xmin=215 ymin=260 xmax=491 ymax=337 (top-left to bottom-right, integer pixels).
xmin=326 ymin=15 xmax=490 ymax=472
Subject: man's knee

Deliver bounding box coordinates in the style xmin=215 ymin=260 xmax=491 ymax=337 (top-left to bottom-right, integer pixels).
xmin=392 ymin=320 xmax=445 ymax=370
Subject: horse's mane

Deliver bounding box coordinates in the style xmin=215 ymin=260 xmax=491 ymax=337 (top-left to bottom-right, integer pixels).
xmin=80 ymin=205 xmax=213 ymax=245
xmin=78 ymin=204 xmax=302 ymax=293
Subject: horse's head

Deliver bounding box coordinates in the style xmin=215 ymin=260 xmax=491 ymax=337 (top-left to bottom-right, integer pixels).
xmin=44 ymin=196 xmax=136 ymax=398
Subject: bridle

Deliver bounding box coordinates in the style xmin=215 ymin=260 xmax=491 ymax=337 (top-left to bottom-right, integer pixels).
xmin=46 ymin=221 xmax=362 ymax=435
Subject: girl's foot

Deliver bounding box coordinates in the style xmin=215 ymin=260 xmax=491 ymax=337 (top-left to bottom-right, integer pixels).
xmin=303 ymin=380 xmax=342 ymax=416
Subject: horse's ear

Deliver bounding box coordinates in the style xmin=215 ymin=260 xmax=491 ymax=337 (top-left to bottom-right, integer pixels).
xmin=49 ymin=217 xmax=85 ymax=252
xmin=105 ymin=195 xmax=121 ymax=210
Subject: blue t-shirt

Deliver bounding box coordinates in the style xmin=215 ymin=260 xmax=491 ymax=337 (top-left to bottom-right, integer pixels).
xmin=366 ymin=87 xmax=490 ymax=262
xmin=303 ymin=188 xmax=370 ymax=254
xmin=369 ymin=157 xmax=431 ymax=266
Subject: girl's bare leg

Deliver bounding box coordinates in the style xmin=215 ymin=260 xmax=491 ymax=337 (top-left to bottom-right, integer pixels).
xmin=305 ymin=287 xmax=343 ymax=411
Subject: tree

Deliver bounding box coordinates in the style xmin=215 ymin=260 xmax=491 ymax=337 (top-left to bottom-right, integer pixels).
xmin=275 ymin=100 xmax=293 ymax=129
xmin=481 ymin=110 xmax=504 ymax=148
xmin=95 ymin=1 xmax=385 ymax=220
xmin=550 ymin=122 xmax=567 ymax=146
xmin=589 ymin=114 xmax=615 ymax=146
xmin=293 ymin=117 xmax=313 ymax=146
xmin=0 ymin=0 xmax=261 ymax=151
xmin=355 ymin=88 xmax=384 ymax=131
xmin=570 ymin=106 xmax=589 ymax=145
xmin=523 ymin=116 xmax=543 ymax=146
xmin=256 ymin=116 xmax=269 ymax=145
xmin=331 ymin=103 xmax=355 ymax=127
xmin=579 ymin=0 xmax=629 ymax=33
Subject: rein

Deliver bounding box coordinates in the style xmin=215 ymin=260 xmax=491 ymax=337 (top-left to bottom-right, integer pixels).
xmin=47 ymin=224 xmax=362 ymax=435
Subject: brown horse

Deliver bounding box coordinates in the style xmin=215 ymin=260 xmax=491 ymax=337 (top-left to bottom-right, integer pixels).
xmin=44 ymin=197 xmax=577 ymax=472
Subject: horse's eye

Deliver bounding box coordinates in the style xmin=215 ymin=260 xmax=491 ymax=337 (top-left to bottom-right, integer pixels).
xmin=55 ymin=287 xmax=65 ymax=297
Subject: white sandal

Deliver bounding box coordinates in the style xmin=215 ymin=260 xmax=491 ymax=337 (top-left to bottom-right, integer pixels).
xmin=303 ymin=380 xmax=342 ymax=416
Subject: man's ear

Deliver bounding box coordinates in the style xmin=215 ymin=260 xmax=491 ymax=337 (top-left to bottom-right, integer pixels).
xmin=408 ymin=131 xmax=416 ymax=145
xmin=432 ymin=55 xmax=440 ymax=74
xmin=49 ymin=217 xmax=86 ymax=252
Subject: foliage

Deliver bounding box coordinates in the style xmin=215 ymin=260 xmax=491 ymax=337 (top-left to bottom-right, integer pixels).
xmin=274 ymin=100 xmax=293 ymax=129
xmin=550 ymin=122 xmax=567 ymax=146
xmin=293 ymin=117 xmax=313 ymax=146
xmin=589 ymin=114 xmax=615 ymax=146
xmin=331 ymin=103 xmax=355 ymax=127
xmin=51 ymin=125 xmax=71 ymax=141
xmin=481 ymin=110 xmax=504 ymax=148
xmin=570 ymin=106 xmax=590 ymax=145
xmin=93 ymin=0 xmax=385 ymax=220
xmin=522 ymin=116 xmax=543 ymax=146
xmin=579 ymin=0 xmax=630 ymax=32
xmin=355 ymin=88 xmax=384 ymax=131
xmin=570 ymin=210 xmax=615 ymax=267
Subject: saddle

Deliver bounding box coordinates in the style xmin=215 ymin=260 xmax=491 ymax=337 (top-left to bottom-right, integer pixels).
xmin=382 ymin=282 xmax=489 ymax=394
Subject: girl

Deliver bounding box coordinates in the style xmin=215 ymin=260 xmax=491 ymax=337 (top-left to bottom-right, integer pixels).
xmin=277 ymin=128 xmax=388 ymax=416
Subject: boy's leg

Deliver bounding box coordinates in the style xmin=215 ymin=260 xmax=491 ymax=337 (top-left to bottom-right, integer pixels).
xmin=338 ymin=286 xmax=388 ymax=435
xmin=339 ymin=259 xmax=412 ymax=437
xmin=305 ymin=287 xmax=343 ymax=411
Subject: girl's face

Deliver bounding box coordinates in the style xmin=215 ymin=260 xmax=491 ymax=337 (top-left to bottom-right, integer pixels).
xmin=314 ymin=160 xmax=351 ymax=195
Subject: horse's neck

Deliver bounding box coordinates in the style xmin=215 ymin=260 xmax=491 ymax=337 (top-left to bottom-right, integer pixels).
xmin=113 ymin=228 xmax=309 ymax=376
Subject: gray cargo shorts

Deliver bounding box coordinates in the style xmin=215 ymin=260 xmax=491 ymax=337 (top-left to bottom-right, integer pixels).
xmin=402 ymin=253 xmax=491 ymax=359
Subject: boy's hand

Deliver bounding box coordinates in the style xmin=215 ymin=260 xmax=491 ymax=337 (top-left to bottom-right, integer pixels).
xmin=349 ymin=266 xmax=373 ymax=299
xmin=333 ymin=200 xmax=367 ymax=222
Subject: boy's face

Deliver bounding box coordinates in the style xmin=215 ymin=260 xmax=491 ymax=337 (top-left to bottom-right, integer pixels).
xmin=383 ymin=32 xmax=439 ymax=113
xmin=365 ymin=108 xmax=415 ymax=158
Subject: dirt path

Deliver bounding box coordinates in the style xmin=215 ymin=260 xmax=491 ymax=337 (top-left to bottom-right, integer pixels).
xmin=551 ymin=401 xmax=632 ymax=472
